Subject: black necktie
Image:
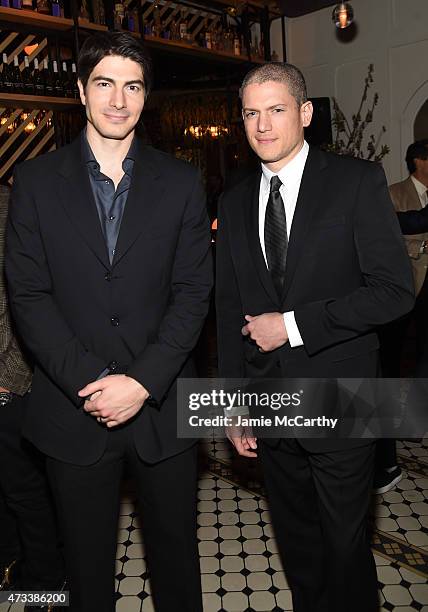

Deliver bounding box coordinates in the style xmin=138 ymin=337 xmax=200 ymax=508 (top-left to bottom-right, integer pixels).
xmin=264 ymin=175 xmax=288 ymax=298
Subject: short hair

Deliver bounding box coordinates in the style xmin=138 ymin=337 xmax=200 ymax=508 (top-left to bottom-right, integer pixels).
xmin=239 ymin=62 xmax=307 ymax=107
xmin=406 ymin=139 xmax=428 ymax=174
xmin=77 ymin=31 xmax=153 ymax=100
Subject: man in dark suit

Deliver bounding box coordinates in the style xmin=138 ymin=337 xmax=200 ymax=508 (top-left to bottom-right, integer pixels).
xmin=216 ymin=63 xmax=414 ymax=612
xmin=6 ymin=32 xmax=212 ymax=612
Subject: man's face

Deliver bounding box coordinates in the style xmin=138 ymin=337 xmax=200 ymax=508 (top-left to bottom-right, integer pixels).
xmin=414 ymin=154 xmax=428 ymax=187
xmin=78 ymin=54 xmax=145 ymax=141
xmin=242 ymin=80 xmax=313 ymax=172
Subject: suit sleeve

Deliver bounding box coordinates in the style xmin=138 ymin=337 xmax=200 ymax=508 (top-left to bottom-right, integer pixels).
xmin=215 ymin=196 xmax=245 ymax=378
xmin=5 ymin=165 xmax=107 ymax=405
xmin=126 ymin=170 xmax=213 ymax=402
xmin=294 ymin=162 xmax=415 ymax=355
xmin=397 ymin=206 xmax=428 ymax=235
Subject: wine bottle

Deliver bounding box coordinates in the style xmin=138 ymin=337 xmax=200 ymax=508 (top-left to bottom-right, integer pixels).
xmin=52 ymin=60 xmax=63 ymax=97
xmin=44 ymin=59 xmax=54 ymax=96
xmin=12 ymin=55 xmax=23 ymax=94
xmin=22 ymin=56 xmax=34 ymax=95
xmin=62 ymin=61 xmax=72 ymax=98
xmin=1 ymin=54 xmax=14 ymax=94
xmin=233 ymin=29 xmax=241 ymax=56
xmin=33 ymin=57 xmax=45 ymax=96
xmin=71 ymin=62 xmax=79 ymax=98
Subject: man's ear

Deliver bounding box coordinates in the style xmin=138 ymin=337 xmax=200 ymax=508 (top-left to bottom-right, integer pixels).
xmin=301 ymin=100 xmax=313 ymax=128
xmin=77 ymin=79 xmax=86 ymax=106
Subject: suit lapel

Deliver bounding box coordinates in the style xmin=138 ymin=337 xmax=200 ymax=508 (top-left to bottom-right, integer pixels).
xmin=112 ymin=142 xmax=163 ymax=267
xmin=282 ymin=146 xmax=328 ymax=298
xmin=56 ymin=137 xmax=110 ymax=269
xmin=244 ymin=171 xmax=279 ymax=304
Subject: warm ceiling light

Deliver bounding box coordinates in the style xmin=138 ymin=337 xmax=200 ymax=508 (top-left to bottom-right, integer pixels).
xmin=332 ymin=2 xmax=354 ymax=29
xmin=24 ymin=43 xmax=39 ymax=55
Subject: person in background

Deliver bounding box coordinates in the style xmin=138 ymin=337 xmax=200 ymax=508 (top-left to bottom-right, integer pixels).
xmin=0 ymin=183 xmax=64 ymax=611
xmin=376 ymin=140 xmax=428 ymax=494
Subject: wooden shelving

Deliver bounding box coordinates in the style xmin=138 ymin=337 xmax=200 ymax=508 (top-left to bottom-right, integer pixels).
xmin=141 ymin=34 xmax=264 ymax=64
xmin=77 ymin=17 xmax=108 ymax=32
xmin=0 ymin=93 xmax=80 ymax=110
xmin=0 ymin=6 xmax=73 ymax=30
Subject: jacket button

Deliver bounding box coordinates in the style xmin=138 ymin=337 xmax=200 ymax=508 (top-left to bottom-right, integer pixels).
xmin=111 ymin=317 xmax=120 ymax=327
xmin=105 ymin=272 xmax=112 ymax=281
xmin=108 ymin=360 xmax=118 ymax=372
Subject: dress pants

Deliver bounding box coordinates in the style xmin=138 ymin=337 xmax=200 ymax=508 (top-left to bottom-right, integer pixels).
xmin=46 ymin=424 xmax=202 ymax=612
xmin=0 ymin=394 xmax=63 ymax=587
xmin=259 ymin=438 xmax=378 ymax=612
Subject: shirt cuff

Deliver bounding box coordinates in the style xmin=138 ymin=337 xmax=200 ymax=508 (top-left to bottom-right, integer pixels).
xmin=283 ymin=311 xmax=304 ymax=347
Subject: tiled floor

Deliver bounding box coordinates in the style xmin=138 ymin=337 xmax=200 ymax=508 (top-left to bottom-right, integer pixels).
xmin=2 ymin=437 xmax=427 ymax=612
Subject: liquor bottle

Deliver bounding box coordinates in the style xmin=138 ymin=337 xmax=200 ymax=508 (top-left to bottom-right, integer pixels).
xmin=43 ymin=58 xmax=54 ymax=96
xmin=21 ymin=0 xmax=34 ymax=9
xmin=36 ymin=0 xmax=50 ymax=14
xmin=12 ymin=55 xmax=23 ymax=94
xmin=161 ymin=20 xmax=170 ymax=39
xmin=152 ymin=4 xmax=161 ymax=37
xmin=114 ymin=2 xmax=124 ymax=29
xmin=169 ymin=17 xmax=178 ymax=40
xmin=52 ymin=60 xmax=63 ymax=96
xmin=22 ymin=56 xmax=34 ymax=95
xmin=0 ymin=0 xmax=10 ymax=7
xmin=203 ymin=20 xmax=211 ymax=49
xmin=143 ymin=19 xmax=153 ymax=37
xmin=233 ymin=29 xmax=241 ymax=56
xmin=71 ymin=62 xmax=79 ymax=98
xmin=33 ymin=57 xmax=45 ymax=96
xmin=127 ymin=8 xmax=138 ymax=32
xmin=1 ymin=53 xmax=14 ymax=94
xmin=178 ymin=10 xmax=187 ymax=41
xmin=51 ymin=0 xmax=62 ymax=16
xmin=11 ymin=0 xmax=22 ymax=8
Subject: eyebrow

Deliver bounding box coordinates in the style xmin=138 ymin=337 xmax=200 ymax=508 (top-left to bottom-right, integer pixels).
xmin=242 ymin=103 xmax=287 ymax=111
xmin=91 ymin=76 xmax=144 ymax=87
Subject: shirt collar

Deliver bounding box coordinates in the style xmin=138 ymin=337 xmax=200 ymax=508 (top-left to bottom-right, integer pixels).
xmin=81 ymin=129 xmax=136 ymax=175
xmin=261 ymin=140 xmax=309 ymax=193
xmin=411 ymin=175 xmax=428 ymax=198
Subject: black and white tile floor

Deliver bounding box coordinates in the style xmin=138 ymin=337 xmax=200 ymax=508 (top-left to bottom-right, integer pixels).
xmin=2 ymin=437 xmax=427 ymax=612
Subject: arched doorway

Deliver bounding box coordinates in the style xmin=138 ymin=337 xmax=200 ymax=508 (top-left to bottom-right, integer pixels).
xmin=414 ymin=98 xmax=428 ymax=140
xmin=401 ymin=79 xmax=428 ymax=177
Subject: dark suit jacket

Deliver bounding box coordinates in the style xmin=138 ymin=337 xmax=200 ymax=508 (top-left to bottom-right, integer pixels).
xmin=397 ymin=205 xmax=428 ymax=234
xmin=216 ymin=146 xmax=414 ymax=452
xmin=5 ymin=135 xmax=213 ymax=465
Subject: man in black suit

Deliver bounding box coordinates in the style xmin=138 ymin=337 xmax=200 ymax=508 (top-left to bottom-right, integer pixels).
xmin=6 ymin=32 xmax=212 ymax=612
xmin=216 ymin=63 xmax=414 ymax=612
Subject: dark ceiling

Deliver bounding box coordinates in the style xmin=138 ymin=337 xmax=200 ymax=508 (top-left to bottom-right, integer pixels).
xmin=276 ymin=0 xmax=338 ymax=18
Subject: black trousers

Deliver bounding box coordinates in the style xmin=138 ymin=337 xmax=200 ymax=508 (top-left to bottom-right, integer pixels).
xmin=46 ymin=426 xmax=202 ymax=612
xmin=259 ymin=439 xmax=378 ymax=612
xmin=0 ymin=394 xmax=63 ymax=587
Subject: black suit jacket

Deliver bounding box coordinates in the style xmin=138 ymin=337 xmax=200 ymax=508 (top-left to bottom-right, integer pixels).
xmin=6 ymin=135 xmax=213 ymax=465
xmin=216 ymin=146 xmax=414 ymax=451
xmin=397 ymin=205 xmax=428 ymax=234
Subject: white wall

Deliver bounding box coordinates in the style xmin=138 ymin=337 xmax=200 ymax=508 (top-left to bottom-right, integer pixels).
xmin=270 ymin=0 xmax=428 ymax=183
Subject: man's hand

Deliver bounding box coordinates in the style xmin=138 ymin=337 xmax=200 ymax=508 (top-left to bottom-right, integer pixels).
xmin=78 ymin=375 xmax=150 ymax=428
xmin=241 ymin=312 xmax=288 ymax=352
xmin=226 ymin=420 xmax=258 ymax=458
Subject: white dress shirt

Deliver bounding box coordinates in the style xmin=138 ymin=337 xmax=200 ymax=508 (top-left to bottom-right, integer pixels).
xmin=258 ymin=140 xmax=309 ymax=348
xmin=411 ymin=175 xmax=428 ymax=208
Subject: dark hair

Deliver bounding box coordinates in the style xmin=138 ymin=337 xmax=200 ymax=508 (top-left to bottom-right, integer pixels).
xmin=406 ymin=139 xmax=428 ymax=174
xmin=77 ymin=31 xmax=153 ymax=100
xmin=239 ymin=62 xmax=307 ymax=107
